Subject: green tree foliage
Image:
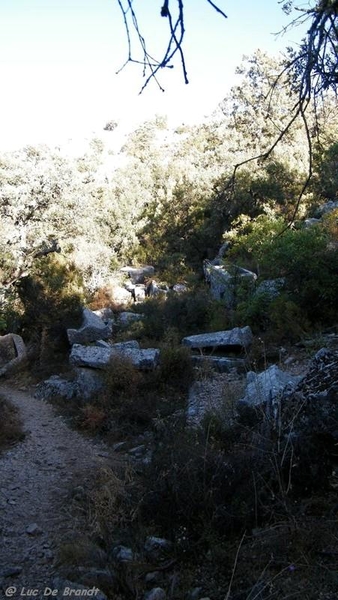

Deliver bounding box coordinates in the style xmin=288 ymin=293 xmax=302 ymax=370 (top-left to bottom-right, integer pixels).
xmin=228 ymin=214 xmax=338 ymax=326
xmin=312 ymin=142 xmax=338 ymax=201
xmin=0 ymin=49 xmax=337 ymax=341
xmin=17 ymin=254 xmax=84 ymax=369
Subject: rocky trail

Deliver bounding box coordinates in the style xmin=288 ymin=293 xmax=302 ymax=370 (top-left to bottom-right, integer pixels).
xmin=0 ymin=383 xmax=110 ymax=599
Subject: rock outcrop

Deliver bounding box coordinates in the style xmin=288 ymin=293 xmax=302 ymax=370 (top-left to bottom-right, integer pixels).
xmin=0 ymin=333 xmax=27 ymax=377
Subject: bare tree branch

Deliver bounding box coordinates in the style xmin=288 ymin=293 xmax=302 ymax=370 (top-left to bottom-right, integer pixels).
xmin=222 ymin=1 xmax=338 ymax=226
xmin=116 ymin=0 xmax=227 ymax=91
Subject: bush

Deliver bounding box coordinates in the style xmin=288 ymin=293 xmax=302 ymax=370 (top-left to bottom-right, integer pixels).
xmin=104 ymin=355 xmax=142 ymax=398
xmin=236 ymin=291 xmax=308 ymax=341
xmin=140 ymin=422 xmax=275 ymax=542
xmin=17 ymin=255 xmax=84 ymax=371
xmin=98 ymin=356 xmax=156 ymax=433
xmin=228 ymin=214 xmax=338 ymax=327
xmin=137 ymin=287 xmax=228 ymax=341
xmin=159 ymin=343 xmax=194 ymax=390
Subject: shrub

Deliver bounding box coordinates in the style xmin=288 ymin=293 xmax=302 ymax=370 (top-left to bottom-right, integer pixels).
xmin=104 ymin=355 xmax=142 ymax=398
xmin=228 ymin=214 xmax=338 ymax=327
xmin=236 ymin=292 xmax=308 ymax=341
xmin=134 ymin=288 xmax=214 ymax=341
xmin=140 ymin=423 xmax=272 ymax=542
xmin=100 ymin=356 xmax=155 ymax=433
xmin=18 ymin=254 xmax=84 ymax=333
xmin=159 ymin=344 xmax=194 ymax=390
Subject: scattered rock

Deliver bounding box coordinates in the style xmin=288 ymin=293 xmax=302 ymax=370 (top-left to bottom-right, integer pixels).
xmin=26 ymin=523 xmax=43 ymax=536
xmin=182 ymin=326 xmax=253 ymax=354
xmin=107 ymin=284 xmax=132 ymax=305
xmin=117 ymin=311 xmax=144 ymax=327
xmin=74 ymin=368 xmax=105 ymax=400
xmin=204 ymin=260 xmax=257 ymax=305
xmin=144 ymin=536 xmax=172 ymax=555
xmin=112 ymin=545 xmax=134 ymax=562
xmin=145 ymin=571 xmax=162 ymax=583
xmin=191 ymin=355 xmax=247 ymax=373
xmin=35 ymin=369 xmax=104 ymax=402
xmin=52 ymin=578 xmax=107 ymax=600
xmin=67 ymin=308 xmax=111 ymax=345
xmin=120 ymin=265 xmax=155 ymax=284
xmin=239 ymin=364 xmax=302 ymax=408
xmin=144 ymin=588 xmax=166 ymax=600
xmin=35 ymin=375 xmax=78 ymax=401
xmin=0 ymin=333 xmax=27 ymax=377
xmin=70 ymin=345 xmax=112 ymax=369
xmin=70 ymin=343 xmax=160 ymax=371
xmin=92 ymin=308 xmax=115 ymax=322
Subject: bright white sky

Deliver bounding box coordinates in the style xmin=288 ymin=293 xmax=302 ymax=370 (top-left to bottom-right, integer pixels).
xmin=0 ymin=0 xmax=308 ymax=151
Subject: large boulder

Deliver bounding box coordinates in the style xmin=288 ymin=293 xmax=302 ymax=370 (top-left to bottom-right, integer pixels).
xmin=75 ymin=368 xmax=105 ymax=399
xmin=0 ymin=334 xmax=27 ymax=377
xmin=146 ymin=280 xmax=169 ymax=297
xmin=70 ymin=345 xmax=112 ymax=369
xmin=35 ymin=375 xmax=78 ymax=401
xmin=70 ymin=342 xmax=160 ymax=371
xmin=92 ymin=307 xmax=115 ymax=323
xmin=120 ymin=265 xmax=155 ymax=284
xmin=239 ymin=364 xmax=302 ymax=408
xmin=203 ymin=261 xmax=257 ymax=306
xmin=107 ymin=284 xmax=133 ymax=306
xmin=123 ymin=283 xmax=147 ymax=302
xmin=182 ymin=326 xmax=253 ymax=355
xmin=67 ymin=308 xmax=111 ymax=345
xmin=35 ymin=369 xmax=105 ymax=401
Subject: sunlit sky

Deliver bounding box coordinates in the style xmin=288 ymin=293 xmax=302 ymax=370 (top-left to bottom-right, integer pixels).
xmin=0 ymin=0 xmax=308 ymax=150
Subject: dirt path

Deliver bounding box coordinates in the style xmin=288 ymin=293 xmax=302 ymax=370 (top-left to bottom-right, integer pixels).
xmin=0 ymin=383 xmax=110 ymax=599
